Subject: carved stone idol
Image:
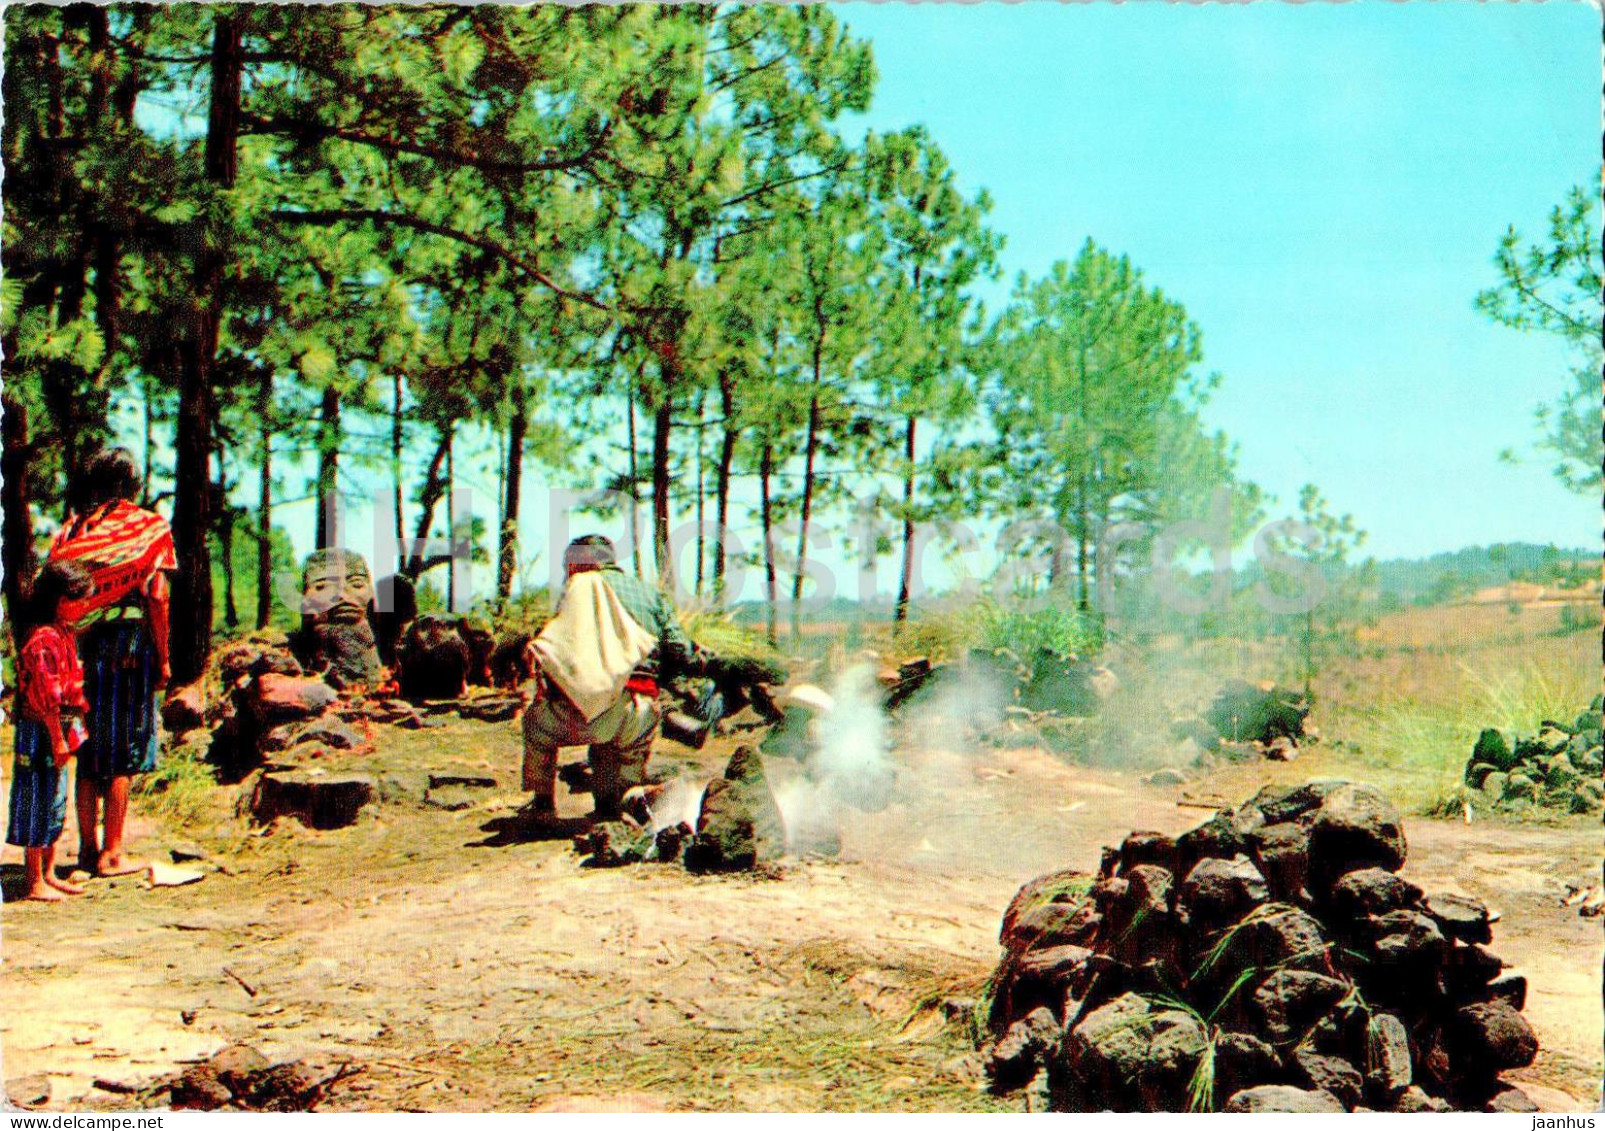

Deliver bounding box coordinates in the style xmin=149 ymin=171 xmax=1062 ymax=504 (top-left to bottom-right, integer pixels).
xmin=291 ymin=548 xmax=382 ymax=690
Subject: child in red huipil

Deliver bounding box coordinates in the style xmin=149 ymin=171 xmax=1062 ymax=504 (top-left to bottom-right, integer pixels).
xmin=6 ymin=559 xmax=96 ymax=901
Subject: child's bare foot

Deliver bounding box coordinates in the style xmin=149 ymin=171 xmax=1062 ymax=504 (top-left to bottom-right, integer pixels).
xmin=96 ymin=851 xmax=146 ymax=877
xmin=46 ymin=873 xmax=86 ymax=896
xmin=24 ymin=883 xmax=66 ymax=902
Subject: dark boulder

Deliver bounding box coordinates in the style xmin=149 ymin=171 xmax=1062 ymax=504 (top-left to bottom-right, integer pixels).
xmin=1363 ymin=1012 xmax=1412 ymax=1096
xmin=1174 ymin=812 xmax=1249 ymax=875
xmin=1244 ymin=779 xmax=1344 ymax=825
xmin=1394 ymin=1085 xmax=1452 ymax=1113
xmin=1248 ymin=821 xmax=1311 ymax=902
xmin=1058 ymin=992 xmax=1153 ymax=1110
xmin=1367 ymin=910 xmax=1448 ymax=977
xmin=1000 ymin=868 xmax=1092 ymax=944
xmin=162 ymin=682 xmax=208 ymax=736
xmin=1327 ymin=867 xmax=1423 ymax=921
xmin=396 ymin=615 xmax=471 ymax=702
xmin=1443 ymin=943 xmax=1504 ymax=999
xmin=1484 ymin=972 xmax=1527 ymax=1011
xmin=170 ymin=1065 xmax=232 ymax=1111
xmin=1306 ymin=784 xmax=1406 ymax=885
xmin=1214 ymin=1031 xmax=1284 ymax=1096
xmin=1222 ymin=907 xmax=1331 ymax=981
xmin=683 ymin=746 xmax=785 ymax=874
xmin=1442 ymin=1001 xmax=1538 ymax=1073
xmin=1136 ymin=1010 xmax=1209 ymax=1111
xmin=1483 ymin=1086 xmax=1538 ymax=1113
xmin=1117 ymin=830 xmax=1177 ymax=873
xmin=1423 ymin=892 xmax=1493 ymax=945
xmin=1288 ymin=1049 xmax=1363 ymax=1110
xmin=1249 ymin=970 xmax=1351 ymax=1044
xmin=248 ymin=674 xmax=338 ymax=725
xmin=1178 ymin=854 xmax=1269 ymax=930
xmin=491 ymin=632 xmax=536 ymax=689
xmin=249 ymin=769 xmax=376 ymax=830
xmin=1223 ymin=1085 xmax=1343 ymax=1113
xmin=987 ymin=1007 xmax=1061 ymax=1094
xmin=1008 ymin=901 xmax=1101 ymax=952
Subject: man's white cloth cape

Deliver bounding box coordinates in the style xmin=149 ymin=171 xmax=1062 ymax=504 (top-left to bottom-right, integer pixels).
xmin=530 ymin=571 xmax=656 ymax=721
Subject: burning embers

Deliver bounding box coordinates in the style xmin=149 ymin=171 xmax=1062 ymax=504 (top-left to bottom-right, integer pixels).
xmin=983 ymin=780 xmax=1541 ymax=1113
xmin=575 ymin=667 xmax=899 ymax=872
xmin=573 ymin=745 xmax=784 ymax=872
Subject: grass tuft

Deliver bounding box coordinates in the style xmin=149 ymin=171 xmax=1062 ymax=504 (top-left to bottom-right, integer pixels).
xmin=132 ymin=738 xmax=221 ymax=828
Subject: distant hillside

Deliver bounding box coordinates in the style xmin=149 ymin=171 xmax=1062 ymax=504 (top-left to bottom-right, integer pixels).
xmin=1371 ymin=543 xmax=1596 ymax=606
xmin=720 ymin=542 xmax=1597 ymax=624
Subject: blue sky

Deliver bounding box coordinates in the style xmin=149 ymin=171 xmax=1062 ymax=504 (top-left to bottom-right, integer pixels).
xmin=836 ymin=0 xmax=1600 ymax=561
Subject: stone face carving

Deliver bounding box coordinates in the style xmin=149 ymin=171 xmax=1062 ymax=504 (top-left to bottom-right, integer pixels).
xmin=290 ymin=549 xmax=382 ymax=690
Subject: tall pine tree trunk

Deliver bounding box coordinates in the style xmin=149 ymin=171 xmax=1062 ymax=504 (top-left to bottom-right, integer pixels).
xmin=255 ymin=367 xmax=273 ymax=629
xmin=217 ymin=459 xmax=238 ymax=630
xmin=651 ymin=391 xmax=674 ymax=593
xmin=2 ymin=396 xmax=35 ymax=637
xmin=791 ymin=393 xmax=820 ymax=641
xmin=171 ymin=11 xmax=241 ymax=684
xmin=626 ymin=383 xmax=642 ymax=576
xmin=694 ymin=392 xmax=705 ymax=597
xmin=1076 ymin=473 xmax=1091 ymax=611
xmin=712 ymin=372 xmax=735 ymax=606
xmin=497 ymin=386 xmax=527 ymax=606
xmin=894 ymin=415 xmax=917 ymax=625
xmin=446 ymin=429 xmax=456 ymax=609
xmin=391 ymin=371 xmax=405 ymax=548
xmin=760 ymin=442 xmax=777 ymax=646
xmin=142 ymin=371 xmax=155 ymax=506
xmin=314 ymin=384 xmax=340 ymax=548
xmin=404 ymin=427 xmax=451 ymax=579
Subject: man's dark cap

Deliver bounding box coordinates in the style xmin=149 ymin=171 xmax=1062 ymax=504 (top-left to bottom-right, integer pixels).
xmin=564 ymin=535 xmax=617 ymax=571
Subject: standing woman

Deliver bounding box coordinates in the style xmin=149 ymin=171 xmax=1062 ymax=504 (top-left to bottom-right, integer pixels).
xmin=48 ymin=448 xmax=175 ymax=877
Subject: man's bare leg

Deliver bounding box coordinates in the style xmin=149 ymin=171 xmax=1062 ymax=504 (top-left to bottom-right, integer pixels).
xmin=75 ymin=776 xmax=101 ymax=874
xmin=96 ymin=775 xmax=145 ymax=876
xmin=23 ymin=847 xmax=64 ymax=901
xmin=42 ymin=843 xmax=85 ymax=895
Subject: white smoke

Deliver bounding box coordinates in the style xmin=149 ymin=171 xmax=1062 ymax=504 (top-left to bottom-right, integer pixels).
xmin=895 ymin=660 xmax=1013 ymax=751
xmin=772 ymin=664 xmax=895 ymax=853
xmin=810 ymin=665 xmax=893 ymax=799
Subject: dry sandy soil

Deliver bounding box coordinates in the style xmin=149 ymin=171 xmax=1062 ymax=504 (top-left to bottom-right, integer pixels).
xmin=2 ymin=702 xmax=1599 ymax=1113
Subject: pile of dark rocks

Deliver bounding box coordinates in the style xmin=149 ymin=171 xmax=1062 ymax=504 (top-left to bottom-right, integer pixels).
xmin=150 ymin=1045 xmax=360 ymax=1112
xmin=574 ymin=745 xmax=787 ymax=874
xmin=162 ymin=635 xmax=527 ymax=830
xmin=982 ymin=780 xmax=1541 ymax=1113
xmin=1174 ymin=681 xmax=1310 ymax=767
xmin=1463 ymin=698 xmax=1603 ymax=816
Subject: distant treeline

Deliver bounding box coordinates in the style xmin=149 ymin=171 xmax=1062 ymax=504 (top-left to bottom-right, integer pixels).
xmin=1370 ymin=543 xmax=1596 ymax=607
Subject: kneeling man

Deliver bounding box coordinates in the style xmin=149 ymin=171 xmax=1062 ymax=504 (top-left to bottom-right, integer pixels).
xmin=522 ymin=536 xmax=698 ymax=823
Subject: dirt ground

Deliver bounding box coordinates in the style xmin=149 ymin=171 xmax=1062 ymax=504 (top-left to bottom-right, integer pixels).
xmin=2 ymin=704 xmax=1600 ymax=1112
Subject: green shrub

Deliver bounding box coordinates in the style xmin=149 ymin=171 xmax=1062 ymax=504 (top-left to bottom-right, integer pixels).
xmin=899 ymin=596 xmax=1103 ymax=663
